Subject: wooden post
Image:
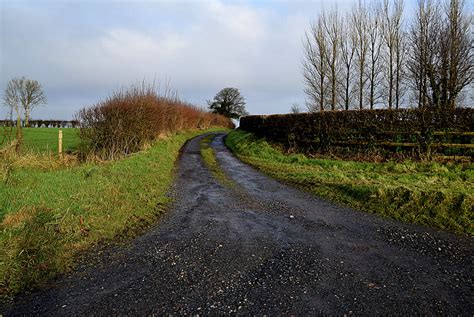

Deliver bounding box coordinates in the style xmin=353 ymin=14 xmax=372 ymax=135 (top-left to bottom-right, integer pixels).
xmin=58 ymin=129 xmax=63 ymax=157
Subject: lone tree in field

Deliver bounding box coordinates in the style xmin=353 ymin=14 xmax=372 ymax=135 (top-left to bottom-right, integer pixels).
xmin=208 ymin=88 xmax=248 ymax=119
xmin=3 ymin=77 xmax=46 ymax=130
xmin=22 ymin=78 xmax=46 ymax=127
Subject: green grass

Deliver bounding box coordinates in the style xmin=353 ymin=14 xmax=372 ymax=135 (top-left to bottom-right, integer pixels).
xmin=1 ymin=128 xmax=81 ymax=153
xmin=225 ymin=130 xmax=474 ymax=235
xmin=200 ymin=134 xmax=235 ymax=188
xmin=0 ymin=128 xmax=227 ymax=299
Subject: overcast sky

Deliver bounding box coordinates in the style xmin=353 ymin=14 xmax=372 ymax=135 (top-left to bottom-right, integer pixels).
xmin=0 ymin=0 xmax=426 ymax=119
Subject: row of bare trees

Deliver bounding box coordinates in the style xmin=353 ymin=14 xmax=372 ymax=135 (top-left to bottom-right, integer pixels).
xmin=303 ymin=0 xmax=473 ymax=112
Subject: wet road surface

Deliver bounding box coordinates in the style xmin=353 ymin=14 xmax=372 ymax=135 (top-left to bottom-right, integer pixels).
xmin=4 ymin=132 xmax=473 ymax=315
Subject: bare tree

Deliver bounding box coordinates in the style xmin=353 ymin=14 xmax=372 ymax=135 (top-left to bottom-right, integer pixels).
xmin=303 ymin=17 xmax=328 ymax=112
xmin=323 ymin=10 xmax=343 ymax=110
xmin=352 ymin=1 xmax=370 ymax=109
xmin=392 ymin=0 xmax=406 ymax=110
xmin=3 ymin=79 xmax=23 ymax=141
xmin=20 ymin=78 xmax=46 ymax=127
xmin=382 ymin=0 xmax=405 ymax=109
xmin=339 ymin=13 xmax=357 ymax=110
xmin=3 ymin=77 xmax=46 ymax=131
xmin=408 ymin=0 xmax=431 ymax=108
xmin=443 ymin=0 xmax=473 ymax=110
xmin=366 ymin=2 xmax=384 ymax=109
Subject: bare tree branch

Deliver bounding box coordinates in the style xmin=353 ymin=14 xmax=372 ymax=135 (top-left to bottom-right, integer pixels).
xmin=353 ymin=1 xmax=370 ymax=110
xmin=339 ymin=13 xmax=357 ymax=110
xmin=303 ymin=17 xmax=328 ymax=112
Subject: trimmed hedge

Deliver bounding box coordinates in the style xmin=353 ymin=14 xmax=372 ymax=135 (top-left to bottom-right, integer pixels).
xmin=240 ymin=108 xmax=474 ymax=158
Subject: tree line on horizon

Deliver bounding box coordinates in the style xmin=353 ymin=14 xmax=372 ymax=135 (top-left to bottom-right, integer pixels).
xmin=303 ymin=0 xmax=473 ymax=113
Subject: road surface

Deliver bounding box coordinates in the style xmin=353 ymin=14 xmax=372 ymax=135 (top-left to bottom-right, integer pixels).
xmin=4 ymin=132 xmax=473 ymax=315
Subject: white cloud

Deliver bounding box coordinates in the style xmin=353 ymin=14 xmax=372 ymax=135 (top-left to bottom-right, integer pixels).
xmin=0 ymin=0 xmax=358 ymax=118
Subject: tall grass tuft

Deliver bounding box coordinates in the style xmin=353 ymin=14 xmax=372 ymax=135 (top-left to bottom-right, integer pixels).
xmin=1 ymin=207 xmax=69 ymax=295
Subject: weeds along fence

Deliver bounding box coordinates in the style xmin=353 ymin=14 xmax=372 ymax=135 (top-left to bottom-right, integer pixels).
xmin=239 ymin=108 xmax=474 ymax=159
xmin=77 ymin=83 xmax=233 ymax=160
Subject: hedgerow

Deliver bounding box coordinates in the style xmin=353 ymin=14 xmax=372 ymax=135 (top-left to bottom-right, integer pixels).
xmin=240 ymin=108 xmax=473 ymax=159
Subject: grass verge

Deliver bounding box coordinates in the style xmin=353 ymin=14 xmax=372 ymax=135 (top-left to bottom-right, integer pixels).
xmin=0 ymin=128 xmax=226 ymax=299
xmin=225 ymin=130 xmax=473 ymax=235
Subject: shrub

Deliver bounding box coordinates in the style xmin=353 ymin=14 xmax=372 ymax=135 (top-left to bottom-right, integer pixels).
xmin=77 ymin=83 xmax=233 ymax=160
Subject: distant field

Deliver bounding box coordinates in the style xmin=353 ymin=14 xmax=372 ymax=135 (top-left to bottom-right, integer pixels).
xmin=1 ymin=128 xmax=80 ymax=153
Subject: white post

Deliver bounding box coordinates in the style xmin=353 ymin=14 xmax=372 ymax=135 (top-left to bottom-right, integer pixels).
xmin=58 ymin=129 xmax=63 ymax=157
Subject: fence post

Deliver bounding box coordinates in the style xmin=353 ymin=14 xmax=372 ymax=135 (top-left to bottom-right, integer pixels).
xmin=58 ymin=129 xmax=63 ymax=157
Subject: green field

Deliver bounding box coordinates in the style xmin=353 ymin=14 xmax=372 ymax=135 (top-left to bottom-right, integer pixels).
xmin=0 ymin=128 xmax=226 ymax=298
xmin=226 ymin=130 xmax=474 ymax=235
xmin=1 ymin=128 xmax=80 ymax=153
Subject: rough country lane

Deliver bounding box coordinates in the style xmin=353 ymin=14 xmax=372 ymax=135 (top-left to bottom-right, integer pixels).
xmin=4 ymin=133 xmax=473 ymax=315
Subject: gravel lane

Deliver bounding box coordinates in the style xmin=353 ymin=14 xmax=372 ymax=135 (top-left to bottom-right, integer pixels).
xmin=4 ymin=132 xmax=473 ymax=315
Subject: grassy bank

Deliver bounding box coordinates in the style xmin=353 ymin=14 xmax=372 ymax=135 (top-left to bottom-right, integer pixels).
xmin=0 ymin=128 xmax=225 ymax=299
xmin=1 ymin=128 xmax=80 ymax=153
xmin=226 ymin=130 xmax=473 ymax=235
